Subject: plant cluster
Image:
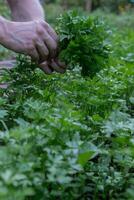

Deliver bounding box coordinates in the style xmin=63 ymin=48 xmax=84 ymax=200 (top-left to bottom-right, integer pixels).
xmin=57 ymin=10 xmax=111 ymax=76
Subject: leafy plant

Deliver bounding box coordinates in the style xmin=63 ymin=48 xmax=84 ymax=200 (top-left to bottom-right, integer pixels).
xmin=57 ymin=10 xmax=111 ymax=76
xmin=0 ymin=11 xmax=134 ymax=200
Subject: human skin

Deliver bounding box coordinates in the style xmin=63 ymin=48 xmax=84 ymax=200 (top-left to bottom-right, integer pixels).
xmin=0 ymin=0 xmax=66 ymax=74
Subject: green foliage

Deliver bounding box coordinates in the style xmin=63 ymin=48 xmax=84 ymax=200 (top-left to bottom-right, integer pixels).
xmin=57 ymin=10 xmax=110 ymax=77
xmin=45 ymin=0 xmax=134 ymax=14
xmin=0 ymin=12 xmax=134 ymax=200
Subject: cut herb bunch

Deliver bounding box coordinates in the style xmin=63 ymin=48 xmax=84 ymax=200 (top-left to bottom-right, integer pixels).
xmin=57 ymin=10 xmax=111 ymax=76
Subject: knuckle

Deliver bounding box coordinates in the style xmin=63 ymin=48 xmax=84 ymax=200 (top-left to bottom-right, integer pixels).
xmin=42 ymin=21 xmax=49 ymax=29
xmin=41 ymin=21 xmax=47 ymax=27
xmin=37 ymin=26 xmax=44 ymax=35
xmin=32 ymin=35 xmax=38 ymax=42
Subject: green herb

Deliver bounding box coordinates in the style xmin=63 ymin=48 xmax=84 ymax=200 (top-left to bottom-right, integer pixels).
xmin=57 ymin=10 xmax=111 ymax=76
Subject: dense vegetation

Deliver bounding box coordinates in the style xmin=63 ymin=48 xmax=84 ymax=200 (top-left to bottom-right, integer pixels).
xmin=0 ymin=6 xmax=134 ymax=200
xmin=57 ymin=11 xmax=110 ymax=77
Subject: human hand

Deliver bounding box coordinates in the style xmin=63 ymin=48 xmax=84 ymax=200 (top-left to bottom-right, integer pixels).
xmin=0 ymin=18 xmax=58 ymax=62
xmin=0 ymin=17 xmax=67 ymax=74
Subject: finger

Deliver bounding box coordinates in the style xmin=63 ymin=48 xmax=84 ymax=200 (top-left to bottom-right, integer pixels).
xmin=36 ymin=41 xmax=49 ymax=62
xmin=42 ymin=30 xmax=58 ymax=58
xmin=55 ymin=58 xmax=66 ymax=69
xmin=29 ymin=48 xmax=39 ymax=61
xmin=44 ymin=23 xmax=58 ymax=42
xmin=50 ymin=59 xmax=66 ymax=74
xmin=39 ymin=61 xmax=53 ymax=75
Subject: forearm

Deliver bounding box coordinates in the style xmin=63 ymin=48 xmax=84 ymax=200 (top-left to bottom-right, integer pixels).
xmin=7 ymin=0 xmax=45 ymax=22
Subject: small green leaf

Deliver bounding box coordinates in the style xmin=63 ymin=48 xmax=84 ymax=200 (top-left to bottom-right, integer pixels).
xmin=78 ymin=151 xmax=95 ymax=166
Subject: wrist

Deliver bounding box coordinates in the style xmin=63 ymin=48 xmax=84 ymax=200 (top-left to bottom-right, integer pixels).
xmin=0 ymin=17 xmax=9 ymax=44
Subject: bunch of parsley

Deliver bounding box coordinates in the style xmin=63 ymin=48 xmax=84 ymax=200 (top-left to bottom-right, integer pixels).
xmin=57 ymin=10 xmax=111 ymax=77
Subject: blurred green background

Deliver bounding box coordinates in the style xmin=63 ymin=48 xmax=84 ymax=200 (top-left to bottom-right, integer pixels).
xmin=43 ymin=0 xmax=134 ymax=27
xmin=0 ymin=0 xmax=134 ymax=23
xmin=0 ymin=0 xmax=134 ymax=59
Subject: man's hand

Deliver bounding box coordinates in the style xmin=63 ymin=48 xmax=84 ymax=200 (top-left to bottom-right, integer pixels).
xmin=0 ymin=17 xmax=66 ymax=74
xmin=1 ymin=18 xmax=57 ymax=61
